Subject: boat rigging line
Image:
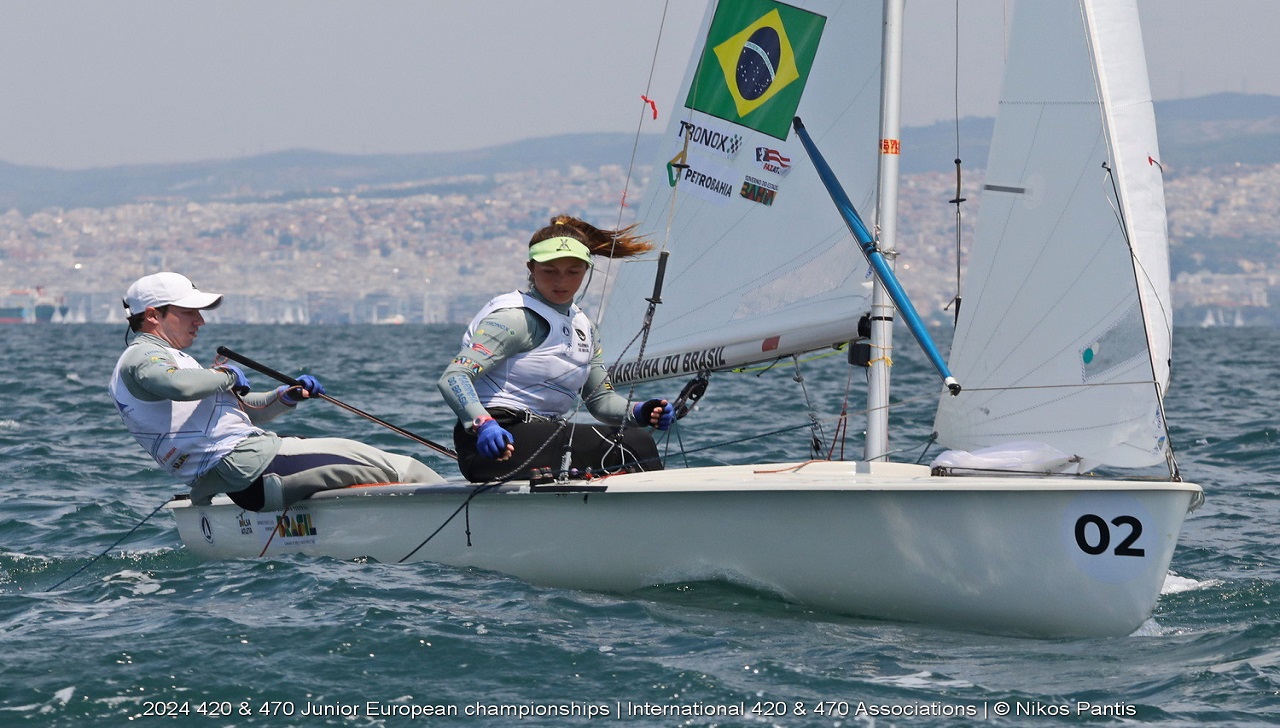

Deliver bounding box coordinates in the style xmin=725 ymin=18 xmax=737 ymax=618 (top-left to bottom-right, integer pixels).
xmin=215 ymin=346 xmax=458 ymax=461
xmin=44 ymin=498 xmax=171 ymax=592
xmin=944 ymin=0 xmax=967 ymax=327
xmin=790 ymin=355 xmax=826 ymax=458
xmin=589 ymin=0 xmax=674 ymax=317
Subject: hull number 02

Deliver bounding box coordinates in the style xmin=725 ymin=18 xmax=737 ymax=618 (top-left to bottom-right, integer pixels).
xmin=1074 ymin=514 xmax=1145 ymax=557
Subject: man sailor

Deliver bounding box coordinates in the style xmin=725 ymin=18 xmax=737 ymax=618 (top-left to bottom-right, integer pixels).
xmin=110 ymin=271 xmax=442 ymax=511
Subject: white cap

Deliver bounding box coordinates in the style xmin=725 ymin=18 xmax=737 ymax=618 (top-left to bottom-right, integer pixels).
xmin=123 ymin=272 xmax=223 ymax=315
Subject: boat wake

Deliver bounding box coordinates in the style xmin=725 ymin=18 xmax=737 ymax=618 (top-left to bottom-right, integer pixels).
xmin=1161 ymin=571 xmax=1218 ymax=595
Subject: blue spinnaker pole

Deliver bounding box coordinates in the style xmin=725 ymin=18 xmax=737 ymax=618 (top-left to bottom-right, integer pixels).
xmin=793 ymin=116 xmax=961 ymax=395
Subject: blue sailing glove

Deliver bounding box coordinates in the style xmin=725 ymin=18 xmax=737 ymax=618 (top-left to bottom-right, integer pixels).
xmin=475 ymin=419 xmax=514 ymax=459
xmin=296 ymin=375 xmax=325 ymax=397
xmin=634 ymin=398 xmax=675 ymax=431
xmin=278 ymin=374 xmax=325 ymax=405
xmin=219 ymin=364 xmax=250 ymax=395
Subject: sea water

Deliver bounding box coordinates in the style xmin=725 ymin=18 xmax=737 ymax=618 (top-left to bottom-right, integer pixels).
xmin=0 ymin=324 xmax=1276 ymax=726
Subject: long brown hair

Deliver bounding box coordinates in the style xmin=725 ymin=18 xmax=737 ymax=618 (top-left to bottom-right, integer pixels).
xmin=530 ymin=215 xmax=652 ymax=259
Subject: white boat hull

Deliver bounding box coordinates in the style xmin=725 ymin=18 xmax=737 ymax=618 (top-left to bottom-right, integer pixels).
xmin=169 ymin=461 xmax=1200 ymax=638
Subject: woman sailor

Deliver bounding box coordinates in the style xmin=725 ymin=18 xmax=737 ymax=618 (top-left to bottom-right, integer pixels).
xmin=437 ymin=215 xmax=675 ymax=482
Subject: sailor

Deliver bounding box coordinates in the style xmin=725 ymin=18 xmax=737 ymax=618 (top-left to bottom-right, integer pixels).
xmin=437 ymin=216 xmax=676 ymax=482
xmin=110 ymin=272 xmax=443 ymax=511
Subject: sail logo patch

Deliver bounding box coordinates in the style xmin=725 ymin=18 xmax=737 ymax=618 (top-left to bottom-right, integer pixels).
xmin=686 ymin=0 xmax=826 ymax=140
xmin=667 ymin=150 xmax=737 ymax=206
xmin=740 ymin=174 xmax=779 ymax=206
xmin=755 ymin=146 xmax=791 ymax=175
xmin=676 ymin=119 xmax=743 ymax=159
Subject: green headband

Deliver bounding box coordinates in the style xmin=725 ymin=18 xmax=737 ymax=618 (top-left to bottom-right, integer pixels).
xmin=528 ymin=236 xmax=594 ymax=266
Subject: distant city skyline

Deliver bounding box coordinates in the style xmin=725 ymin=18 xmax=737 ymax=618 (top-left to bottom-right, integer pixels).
xmin=1 ymin=0 xmax=1276 ymax=170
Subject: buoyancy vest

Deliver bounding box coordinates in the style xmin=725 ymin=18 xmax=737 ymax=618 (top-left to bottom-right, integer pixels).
xmin=464 ymin=291 xmax=594 ymax=418
xmin=109 ymin=339 xmax=262 ymax=484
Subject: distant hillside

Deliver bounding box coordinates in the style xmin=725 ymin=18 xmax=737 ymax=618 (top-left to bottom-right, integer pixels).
xmin=900 ymin=93 xmax=1280 ymax=173
xmin=0 ymin=93 xmax=1276 ymax=213
xmin=1154 ymin=93 xmax=1280 ymax=168
xmin=0 ymin=135 xmax=644 ymax=213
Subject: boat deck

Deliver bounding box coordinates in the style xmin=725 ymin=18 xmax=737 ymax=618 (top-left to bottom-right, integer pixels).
xmin=165 ymin=459 xmax=1201 ymax=511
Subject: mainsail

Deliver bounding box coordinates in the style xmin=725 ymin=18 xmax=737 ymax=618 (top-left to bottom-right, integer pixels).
xmin=933 ymin=0 xmax=1173 ymax=469
xmin=595 ymin=0 xmax=883 ymax=384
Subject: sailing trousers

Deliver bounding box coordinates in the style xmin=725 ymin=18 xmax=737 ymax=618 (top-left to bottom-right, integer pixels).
xmin=453 ymin=418 xmax=662 ymax=483
xmin=226 ymin=437 xmax=443 ymax=511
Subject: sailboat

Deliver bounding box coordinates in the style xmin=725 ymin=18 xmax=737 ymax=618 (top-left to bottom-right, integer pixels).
xmin=168 ymin=0 xmax=1201 ymax=637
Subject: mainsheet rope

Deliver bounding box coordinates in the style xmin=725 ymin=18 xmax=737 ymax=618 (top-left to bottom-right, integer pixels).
xmin=44 ymin=498 xmax=171 ymax=592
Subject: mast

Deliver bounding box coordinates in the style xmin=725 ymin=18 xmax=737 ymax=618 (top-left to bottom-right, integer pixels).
xmin=866 ymin=0 xmax=905 ymax=461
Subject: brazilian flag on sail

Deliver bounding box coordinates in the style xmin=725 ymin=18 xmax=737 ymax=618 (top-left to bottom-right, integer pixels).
xmin=685 ymin=0 xmax=826 ymax=140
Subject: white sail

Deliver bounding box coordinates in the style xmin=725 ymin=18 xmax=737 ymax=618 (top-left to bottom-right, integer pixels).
xmin=933 ymin=0 xmax=1172 ymax=469
xmin=596 ymin=0 xmax=882 ymax=384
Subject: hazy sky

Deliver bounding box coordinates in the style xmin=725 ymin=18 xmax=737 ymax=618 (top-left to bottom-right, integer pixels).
xmin=1 ymin=0 xmax=1276 ymax=169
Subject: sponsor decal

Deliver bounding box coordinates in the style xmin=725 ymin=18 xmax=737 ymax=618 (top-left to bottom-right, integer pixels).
xmin=668 ymin=151 xmax=738 ymax=206
xmin=762 ymin=336 xmax=781 ymax=352
xmin=275 ymin=512 xmax=318 ymax=539
xmin=172 ymin=453 xmax=190 ymax=471
xmin=200 ymin=514 xmax=214 ymax=544
xmin=675 ymin=119 xmax=743 ymax=159
xmin=451 ymin=355 xmax=483 ymax=375
xmin=740 ymin=174 xmax=779 ymax=206
xmin=754 ymin=146 xmax=791 ymax=175
xmin=161 ymin=446 xmax=177 ymax=464
xmin=253 ymin=509 xmax=319 ymax=548
xmin=574 ymin=328 xmax=587 ymax=341
xmin=685 ymin=0 xmax=826 ymax=140
xmin=881 ymin=138 xmax=901 ymax=155
xmin=610 ymin=346 xmax=728 ymax=382
xmin=470 ymin=342 xmax=492 ymax=356
xmin=561 ymin=324 xmax=572 ymax=338
xmin=237 ymin=512 xmax=254 ymax=536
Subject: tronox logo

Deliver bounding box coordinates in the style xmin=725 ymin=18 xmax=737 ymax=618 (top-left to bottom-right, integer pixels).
xmin=677 ymin=120 xmax=743 ymax=158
